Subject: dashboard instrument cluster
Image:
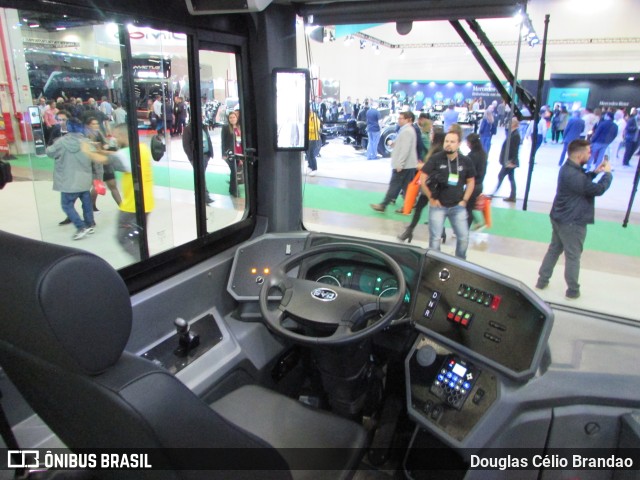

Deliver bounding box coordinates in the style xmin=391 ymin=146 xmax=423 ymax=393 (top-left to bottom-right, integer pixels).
xmin=306 ymin=260 xmax=411 ymax=315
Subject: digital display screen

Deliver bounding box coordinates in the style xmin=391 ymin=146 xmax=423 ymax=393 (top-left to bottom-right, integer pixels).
xmin=452 ymin=363 xmax=467 ymax=377
xmin=28 ymin=106 xmax=41 ymax=127
xmin=273 ymin=68 xmax=309 ymax=151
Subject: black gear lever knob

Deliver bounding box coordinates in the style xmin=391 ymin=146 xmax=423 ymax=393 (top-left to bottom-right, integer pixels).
xmin=416 ymin=345 xmax=437 ymax=367
xmin=174 ymin=317 xmax=189 ymax=335
xmin=174 ymin=318 xmax=200 ymax=355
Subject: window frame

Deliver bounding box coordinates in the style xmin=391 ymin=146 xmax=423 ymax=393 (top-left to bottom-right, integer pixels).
xmin=3 ymin=2 xmax=258 ymax=293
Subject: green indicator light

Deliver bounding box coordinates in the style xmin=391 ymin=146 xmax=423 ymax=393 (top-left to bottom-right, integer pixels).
xmin=376 ymin=277 xmax=382 ymax=282
xmin=347 ymin=272 xmax=352 ymax=277
xmin=375 ymin=287 xmax=380 ymax=291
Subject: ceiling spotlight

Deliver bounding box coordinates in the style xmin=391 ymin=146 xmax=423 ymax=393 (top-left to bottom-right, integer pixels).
xmin=308 ymin=26 xmax=324 ymax=42
xmin=396 ymin=21 xmax=413 ymax=36
xmin=359 ymin=40 xmax=366 ymax=50
xmin=374 ymin=45 xmax=380 ymax=55
xmin=518 ymin=12 xmax=540 ymax=48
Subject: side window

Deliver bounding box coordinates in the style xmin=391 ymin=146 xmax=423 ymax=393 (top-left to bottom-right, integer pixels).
xmin=197 ymin=48 xmax=247 ymax=233
xmin=128 ymin=26 xmax=194 ymax=259
xmin=0 ymin=8 xmax=249 ymax=269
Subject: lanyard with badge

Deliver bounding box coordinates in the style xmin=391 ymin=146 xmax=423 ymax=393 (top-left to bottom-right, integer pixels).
xmin=447 ymin=157 xmax=459 ymax=186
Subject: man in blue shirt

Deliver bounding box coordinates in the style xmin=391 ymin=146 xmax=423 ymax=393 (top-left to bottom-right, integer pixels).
xmin=558 ymin=110 xmax=585 ymax=166
xmin=536 ymin=139 xmax=612 ymax=299
xmin=442 ymin=104 xmax=459 ymax=133
xmin=366 ymin=103 xmax=381 ymax=160
xmin=586 ymin=111 xmax=617 ymax=170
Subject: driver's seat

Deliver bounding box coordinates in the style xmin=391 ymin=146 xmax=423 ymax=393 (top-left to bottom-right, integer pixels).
xmin=0 ymin=231 xmax=367 ymax=479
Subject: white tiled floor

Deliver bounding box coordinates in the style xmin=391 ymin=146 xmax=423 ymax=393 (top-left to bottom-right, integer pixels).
xmin=1 ymin=129 xmax=245 ymax=270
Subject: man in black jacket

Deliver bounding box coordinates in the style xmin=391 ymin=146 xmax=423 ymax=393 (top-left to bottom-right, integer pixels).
xmin=491 ymin=117 xmax=521 ymax=202
xmin=536 ymin=139 xmax=612 ymax=299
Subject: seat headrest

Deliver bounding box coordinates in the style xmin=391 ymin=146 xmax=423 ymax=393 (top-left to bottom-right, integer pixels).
xmin=0 ymin=231 xmax=132 ymax=374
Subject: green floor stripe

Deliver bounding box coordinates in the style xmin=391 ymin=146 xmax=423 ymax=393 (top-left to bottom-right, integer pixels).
xmin=300 ymin=183 xmax=640 ymax=258
xmin=9 ymin=154 xmax=640 ymax=257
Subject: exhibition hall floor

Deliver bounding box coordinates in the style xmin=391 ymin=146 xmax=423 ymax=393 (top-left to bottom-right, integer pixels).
xmin=1 ymin=126 xmax=638 ymax=320
xmin=302 ymin=128 xmax=640 ymax=321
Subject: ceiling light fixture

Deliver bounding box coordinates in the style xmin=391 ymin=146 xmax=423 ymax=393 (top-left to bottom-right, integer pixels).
xmin=517 ymin=10 xmax=540 ymax=47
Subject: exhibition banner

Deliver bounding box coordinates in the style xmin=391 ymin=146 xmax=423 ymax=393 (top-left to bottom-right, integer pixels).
xmin=388 ymin=80 xmax=506 ymax=110
xmin=547 ymin=87 xmax=590 ymax=111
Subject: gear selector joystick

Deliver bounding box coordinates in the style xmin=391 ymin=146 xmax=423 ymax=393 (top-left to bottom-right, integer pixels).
xmin=174 ymin=317 xmax=200 ymax=356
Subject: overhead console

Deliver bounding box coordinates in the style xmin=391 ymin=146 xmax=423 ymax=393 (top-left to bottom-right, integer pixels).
xmin=406 ymin=250 xmax=553 ymax=444
xmin=411 ymin=250 xmax=553 ymax=381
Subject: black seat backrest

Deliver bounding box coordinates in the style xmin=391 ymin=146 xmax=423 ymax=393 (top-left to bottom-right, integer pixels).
xmin=0 ymin=231 xmax=289 ymax=478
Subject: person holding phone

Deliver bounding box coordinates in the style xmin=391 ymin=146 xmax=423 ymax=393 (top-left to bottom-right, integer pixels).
xmin=536 ymin=139 xmax=613 ymax=299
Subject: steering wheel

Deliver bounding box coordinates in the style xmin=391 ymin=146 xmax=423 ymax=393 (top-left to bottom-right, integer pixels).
xmin=258 ymin=242 xmax=406 ymax=346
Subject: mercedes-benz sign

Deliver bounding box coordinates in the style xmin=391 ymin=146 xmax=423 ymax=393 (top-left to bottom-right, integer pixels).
xmin=311 ymin=287 xmax=338 ymax=301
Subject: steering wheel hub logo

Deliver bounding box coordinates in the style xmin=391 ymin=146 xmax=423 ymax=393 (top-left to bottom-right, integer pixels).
xmin=311 ymin=287 xmax=338 ymax=301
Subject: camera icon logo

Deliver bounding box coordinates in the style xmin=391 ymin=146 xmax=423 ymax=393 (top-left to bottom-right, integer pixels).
xmin=7 ymin=450 xmax=39 ymax=468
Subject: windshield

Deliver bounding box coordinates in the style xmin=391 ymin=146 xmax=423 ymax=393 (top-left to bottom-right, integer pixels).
xmin=298 ymin=16 xmax=640 ymax=321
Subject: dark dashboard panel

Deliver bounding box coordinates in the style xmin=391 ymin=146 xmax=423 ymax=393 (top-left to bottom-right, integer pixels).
xmin=306 ymin=260 xmax=409 ymax=299
xmin=227 ymin=233 xmax=309 ymax=300
xmin=227 ymin=233 xmax=425 ymax=324
xmin=411 ymin=250 xmax=553 ymax=381
xmin=305 ymin=233 xmax=423 ymax=292
xmin=227 ymin=232 xmax=423 ymax=302
xmin=305 ymin=259 xmax=412 ymax=320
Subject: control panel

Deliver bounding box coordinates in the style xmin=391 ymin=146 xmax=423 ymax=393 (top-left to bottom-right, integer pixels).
xmin=406 ymin=336 xmax=497 ymax=442
xmin=430 ymin=355 xmax=479 ymax=410
xmin=412 ymin=250 xmax=553 ymax=381
xmin=227 ymin=233 xmax=309 ymax=301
